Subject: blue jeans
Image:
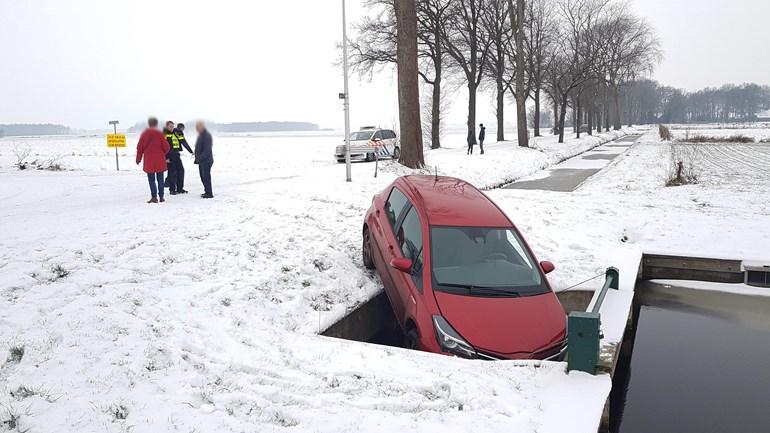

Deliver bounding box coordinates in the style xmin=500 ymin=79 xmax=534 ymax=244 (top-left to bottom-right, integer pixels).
xmin=147 ymin=172 xmax=165 ymax=198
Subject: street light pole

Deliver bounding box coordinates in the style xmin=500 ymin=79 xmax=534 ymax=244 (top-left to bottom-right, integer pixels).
xmin=342 ymin=0 xmax=352 ymax=182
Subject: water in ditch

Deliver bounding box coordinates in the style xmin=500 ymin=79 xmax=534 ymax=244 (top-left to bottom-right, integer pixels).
xmin=610 ymin=282 xmax=770 ymax=433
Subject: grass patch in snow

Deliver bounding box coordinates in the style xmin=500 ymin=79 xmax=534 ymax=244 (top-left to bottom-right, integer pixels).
xmin=6 ymin=345 xmax=24 ymax=365
xmin=678 ymin=133 xmax=756 ymax=144
xmin=0 ymin=404 xmax=30 ymax=432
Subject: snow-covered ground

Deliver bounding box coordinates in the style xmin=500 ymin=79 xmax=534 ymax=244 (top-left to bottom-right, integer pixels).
xmin=1 ymin=124 xmax=768 ymax=432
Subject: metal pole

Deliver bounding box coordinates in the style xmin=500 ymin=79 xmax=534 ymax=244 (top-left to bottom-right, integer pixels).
xmin=342 ymin=0 xmax=352 ymax=182
xmin=113 ymin=123 xmax=119 ymax=171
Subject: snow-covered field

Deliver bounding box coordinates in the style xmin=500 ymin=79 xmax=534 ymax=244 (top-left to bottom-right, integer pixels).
xmin=1 ymin=124 xmax=768 ymax=432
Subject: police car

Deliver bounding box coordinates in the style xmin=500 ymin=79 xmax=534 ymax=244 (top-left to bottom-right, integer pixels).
xmin=335 ymin=127 xmax=400 ymax=163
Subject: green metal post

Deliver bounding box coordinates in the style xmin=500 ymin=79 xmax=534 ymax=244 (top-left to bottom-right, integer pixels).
xmin=567 ymin=267 xmax=620 ymax=374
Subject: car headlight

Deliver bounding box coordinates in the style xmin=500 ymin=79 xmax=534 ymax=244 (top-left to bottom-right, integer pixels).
xmin=432 ymin=316 xmax=477 ymax=359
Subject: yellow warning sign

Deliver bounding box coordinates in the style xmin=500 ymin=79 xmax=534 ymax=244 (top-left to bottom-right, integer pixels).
xmin=107 ymin=134 xmax=127 ymax=148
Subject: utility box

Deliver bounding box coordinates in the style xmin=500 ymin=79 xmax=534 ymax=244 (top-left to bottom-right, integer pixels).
xmin=742 ymin=262 xmax=770 ymax=288
xmin=568 ymin=311 xmax=601 ymax=374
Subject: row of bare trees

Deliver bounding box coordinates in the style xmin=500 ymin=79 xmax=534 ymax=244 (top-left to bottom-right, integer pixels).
xmin=623 ymin=81 xmax=770 ymax=125
xmin=353 ymin=0 xmax=661 ymax=167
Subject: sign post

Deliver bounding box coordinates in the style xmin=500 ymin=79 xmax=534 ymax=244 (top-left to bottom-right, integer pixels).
xmin=341 ymin=0 xmax=352 ymax=182
xmin=107 ymin=120 xmax=126 ymax=171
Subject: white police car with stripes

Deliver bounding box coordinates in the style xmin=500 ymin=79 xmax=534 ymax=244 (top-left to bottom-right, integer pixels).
xmin=335 ymin=127 xmax=400 ymax=163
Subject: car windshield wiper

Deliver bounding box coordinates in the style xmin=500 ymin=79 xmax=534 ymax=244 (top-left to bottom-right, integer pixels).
xmin=437 ymin=283 xmax=521 ymax=297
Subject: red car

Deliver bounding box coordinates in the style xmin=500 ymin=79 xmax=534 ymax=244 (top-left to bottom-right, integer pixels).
xmin=362 ymin=175 xmax=567 ymax=361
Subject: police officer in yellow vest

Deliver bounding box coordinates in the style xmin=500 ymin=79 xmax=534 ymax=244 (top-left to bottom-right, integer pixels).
xmin=164 ymin=121 xmax=193 ymax=195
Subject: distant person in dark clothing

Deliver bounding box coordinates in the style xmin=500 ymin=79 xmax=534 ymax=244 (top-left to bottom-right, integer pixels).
xmin=194 ymin=121 xmax=214 ymax=199
xmin=164 ymin=121 xmax=193 ymax=195
xmin=478 ymin=124 xmax=486 ymax=155
xmin=136 ymin=117 xmax=170 ymax=204
xmin=467 ymin=129 xmax=476 ymax=155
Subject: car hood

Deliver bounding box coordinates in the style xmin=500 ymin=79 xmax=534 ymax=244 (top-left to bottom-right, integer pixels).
xmin=433 ymin=290 xmax=566 ymax=356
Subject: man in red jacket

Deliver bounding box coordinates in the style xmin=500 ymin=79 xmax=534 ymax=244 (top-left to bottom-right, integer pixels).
xmin=136 ymin=117 xmax=171 ymax=203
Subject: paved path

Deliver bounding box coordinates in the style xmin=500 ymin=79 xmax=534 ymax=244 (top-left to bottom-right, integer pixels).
xmin=504 ymin=134 xmax=642 ymax=192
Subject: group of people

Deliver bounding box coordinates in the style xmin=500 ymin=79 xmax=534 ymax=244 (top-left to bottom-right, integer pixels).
xmin=135 ymin=117 xmax=214 ymax=203
xmin=467 ymin=123 xmax=486 ymax=155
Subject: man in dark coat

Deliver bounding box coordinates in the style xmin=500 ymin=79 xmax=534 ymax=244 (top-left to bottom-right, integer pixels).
xmin=136 ymin=117 xmax=170 ymax=203
xmin=164 ymin=121 xmax=194 ymax=195
xmin=478 ymin=124 xmax=486 ymax=155
xmin=194 ymin=121 xmax=214 ymax=199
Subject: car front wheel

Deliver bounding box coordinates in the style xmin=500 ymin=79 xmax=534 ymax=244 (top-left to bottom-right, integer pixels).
xmin=362 ymin=228 xmax=375 ymax=270
xmin=392 ymin=146 xmax=401 ymax=160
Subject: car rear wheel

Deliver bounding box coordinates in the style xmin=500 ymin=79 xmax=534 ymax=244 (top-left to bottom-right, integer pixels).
xmin=365 ymin=152 xmax=375 ymax=162
xmin=392 ymin=146 xmax=401 ymax=160
xmin=362 ymin=228 xmax=375 ymax=270
xmin=404 ymin=327 xmax=419 ymax=350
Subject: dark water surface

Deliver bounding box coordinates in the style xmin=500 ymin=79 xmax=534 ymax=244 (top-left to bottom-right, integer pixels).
xmin=611 ymin=282 xmax=770 ymax=433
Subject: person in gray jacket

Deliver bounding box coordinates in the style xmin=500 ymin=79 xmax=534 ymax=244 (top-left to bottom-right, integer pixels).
xmin=194 ymin=121 xmax=214 ymax=199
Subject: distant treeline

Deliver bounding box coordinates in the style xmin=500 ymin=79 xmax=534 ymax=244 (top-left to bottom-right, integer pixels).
xmin=0 ymin=123 xmax=71 ymax=137
xmin=624 ymin=81 xmax=770 ymax=125
xmin=127 ymin=121 xmax=319 ymax=133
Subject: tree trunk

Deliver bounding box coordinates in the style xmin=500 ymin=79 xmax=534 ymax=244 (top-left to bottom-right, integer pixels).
xmin=511 ymin=0 xmax=528 ymax=147
xmin=586 ymin=99 xmax=593 ymax=136
xmin=496 ymin=72 xmax=505 ymax=142
xmin=596 ymin=106 xmax=601 ymax=132
xmin=430 ymin=55 xmax=442 ymax=149
xmin=612 ymin=86 xmax=622 ymax=130
xmin=576 ymin=98 xmax=582 ymax=139
xmin=467 ymin=80 xmax=477 ymax=146
xmin=395 ymin=0 xmax=424 ymax=168
xmin=534 ymin=88 xmax=541 ymax=137
xmin=558 ymin=98 xmax=568 ymax=143
xmin=553 ymin=99 xmax=560 ymax=135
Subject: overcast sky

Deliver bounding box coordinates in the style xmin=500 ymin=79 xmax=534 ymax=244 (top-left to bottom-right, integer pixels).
xmin=0 ymin=0 xmax=768 ymax=130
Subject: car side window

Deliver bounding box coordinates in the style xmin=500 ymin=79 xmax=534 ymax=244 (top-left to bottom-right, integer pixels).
xmin=397 ymin=207 xmax=424 ymax=291
xmin=385 ymin=188 xmax=409 ymax=230
xmin=373 ymin=131 xmax=383 ymax=140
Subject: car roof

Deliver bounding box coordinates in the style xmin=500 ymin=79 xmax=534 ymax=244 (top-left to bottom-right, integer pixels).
xmin=398 ymin=176 xmax=512 ymax=227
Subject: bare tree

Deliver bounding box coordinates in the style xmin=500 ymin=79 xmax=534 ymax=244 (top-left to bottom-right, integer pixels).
xmin=546 ymin=0 xmax=607 ymax=143
xmin=525 ymin=0 xmax=557 ymax=137
xmin=352 ymin=0 xmax=451 ymax=149
xmin=443 ymin=0 xmax=491 ymax=148
xmin=418 ymin=0 xmax=453 ymax=148
xmin=509 ymin=0 xmax=529 ymax=147
xmin=596 ymin=2 xmax=661 ymax=129
xmin=396 ymin=0 xmax=425 ymax=168
xmin=481 ymin=0 xmax=512 ymax=142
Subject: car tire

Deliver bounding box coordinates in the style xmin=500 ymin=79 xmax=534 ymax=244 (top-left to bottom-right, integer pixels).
xmin=362 ymin=228 xmax=375 ymax=270
xmin=392 ymin=146 xmax=401 ymax=160
xmin=365 ymin=153 xmax=375 ymax=162
xmin=404 ymin=327 xmax=419 ymax=350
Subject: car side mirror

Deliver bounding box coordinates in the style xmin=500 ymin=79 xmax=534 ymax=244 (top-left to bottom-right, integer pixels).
xmin=391 ymin=257 xmax=413 ymax=274
xmin=540 ymin=261 xmax=555 ymax=275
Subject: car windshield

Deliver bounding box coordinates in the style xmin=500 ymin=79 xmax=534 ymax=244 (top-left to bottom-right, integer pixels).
xmin=430 ymin=226 xmax=548 ymax=296
xmin=350 ymin=131 xmax=374 ymax=141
